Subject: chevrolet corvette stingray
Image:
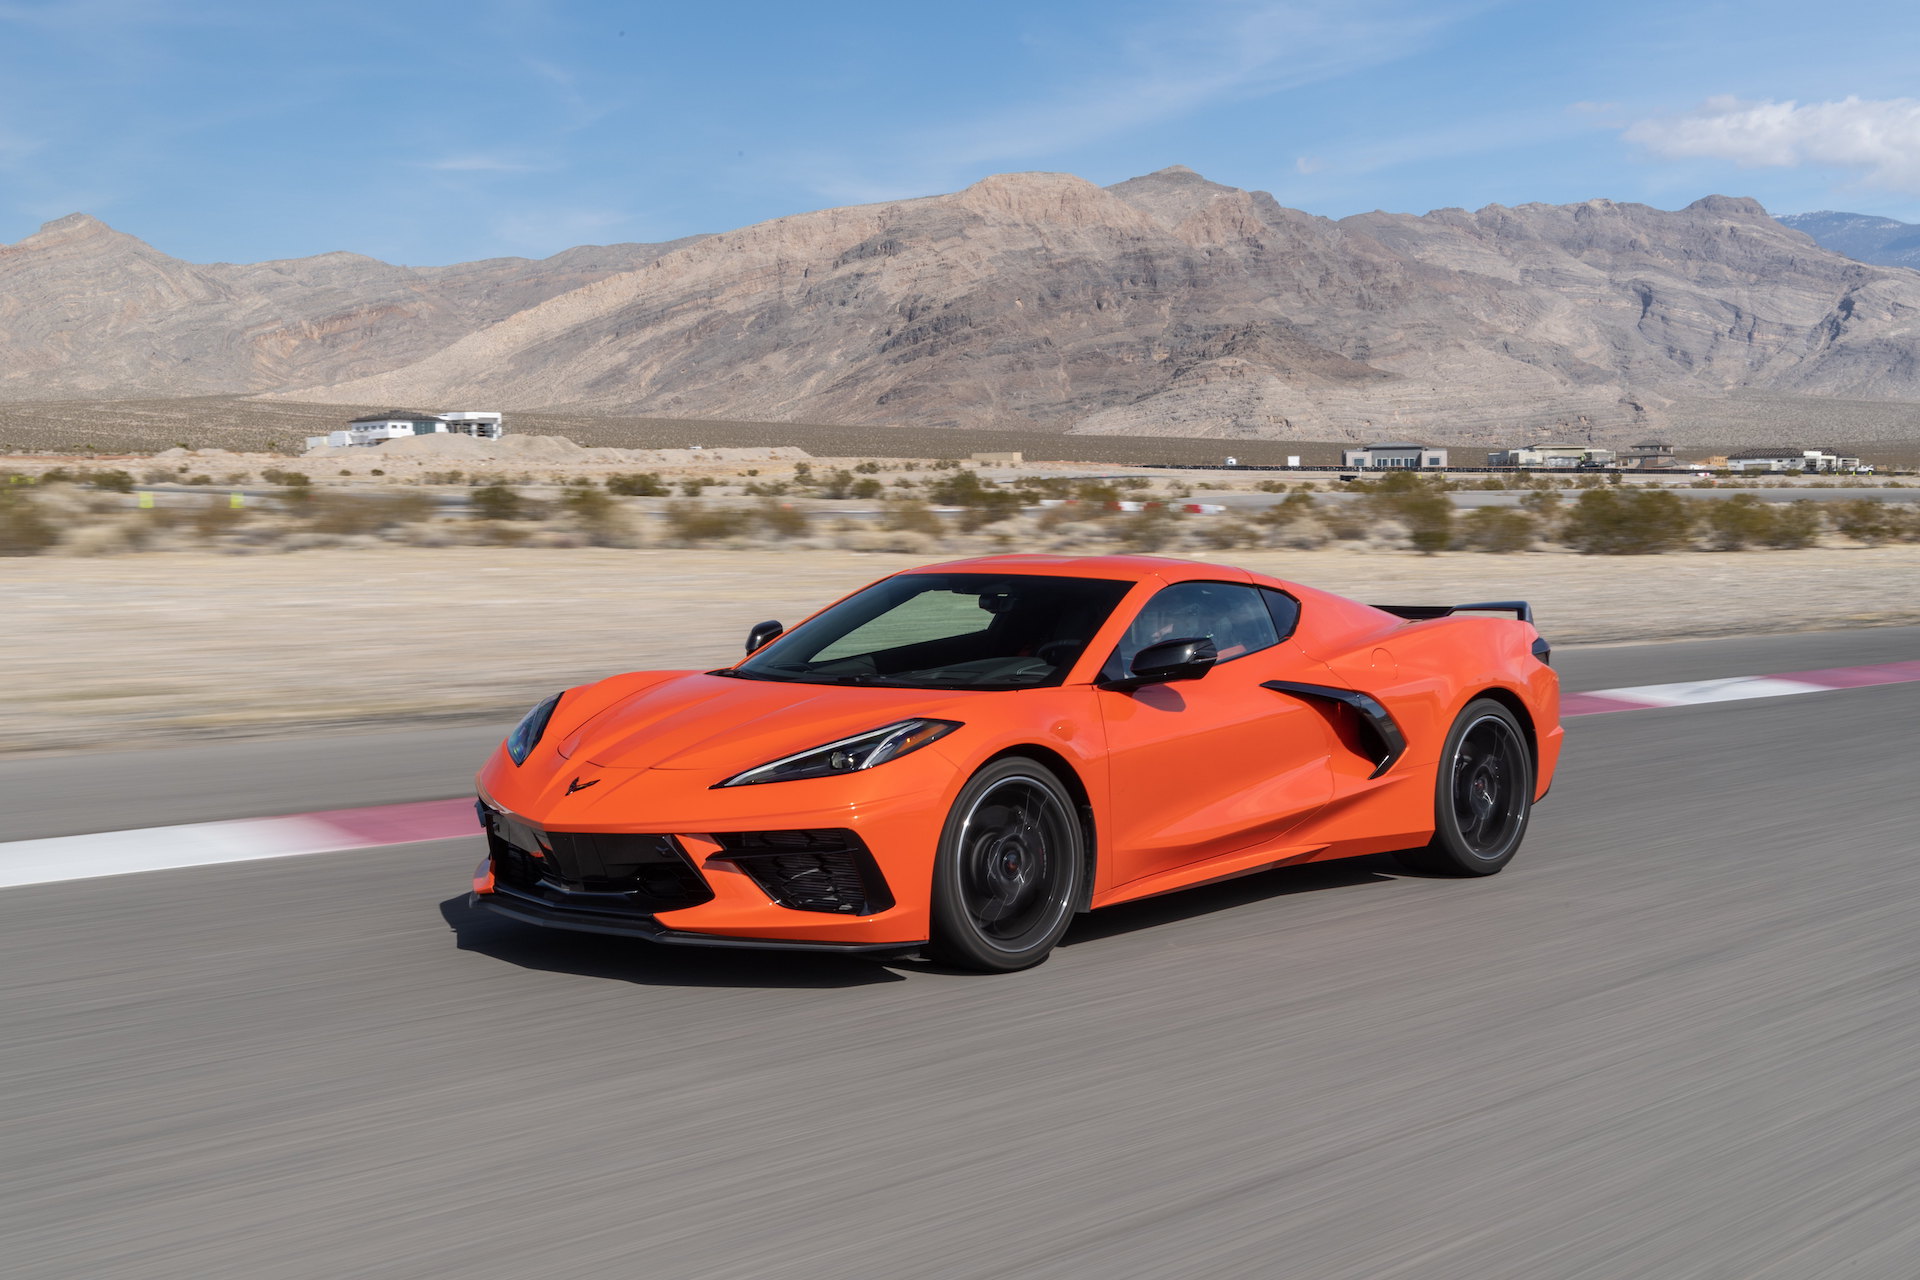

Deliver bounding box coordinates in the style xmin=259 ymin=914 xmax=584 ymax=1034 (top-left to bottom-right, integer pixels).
xmin=469 ymin=554 xmax=1561 ymax=971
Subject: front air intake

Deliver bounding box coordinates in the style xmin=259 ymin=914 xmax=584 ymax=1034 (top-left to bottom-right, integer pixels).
xmin=712 ymin=829 xmax=895 ymax=916
xmin=482 ymin=808 xmax=713 ymax=914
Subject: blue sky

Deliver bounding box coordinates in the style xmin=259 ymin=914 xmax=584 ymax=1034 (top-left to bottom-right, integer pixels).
xmin=4 ymin=0 xmax=1920 ymax=264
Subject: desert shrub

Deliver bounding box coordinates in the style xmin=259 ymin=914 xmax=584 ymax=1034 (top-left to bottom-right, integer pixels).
xmin=1256 ymin=491 xmax=1317 ymax=528
xmin=1363 ymin=477 xmax=1454 ymax=553
xmin=262 ymin=469 xmax=310 ymax=488
xmin=420 ymin=469 xmax=466 ymax=486
xmin=1321 ymin=507 xmax=1370 ymax=540
xmin=0 ymin=489 xmax=57 ymax=555
xmin=189 ymin=495 xmax=249 ymax=539
xmin=90 ymin=470 xmax=136 ymax=493
xmin=1072 ymin=480 xmax=1122 ymax=505
xmin=1117 ymin=507 xmax=1181 ymax=552
xmin=679 ymin=477 xmax=717 ymax=498
xmin=743 ymin=481 xmax=791 ymax=496
xmin=755 ymin=499 xmax=809 ymax=538
xmin=1198 ymin=517 xmax=1260 ymax=550
xmin=606 ymin=472 xmax=668 ymax=497
xmin=1701 ymin=495 xmax=1821 ymax=550
xmin=793 ymin=462 xmax=813 ymax=482
xmin=853 ymin=461 xmax=881 ymax=474
xmin=665 ymin=501 xmax=747 ymax=543
xmin=1764 ymin=502 xmax=1821 ymax=549
xmin=850 ymin=478 xmax=883 ymax=500
xmin=185 ymin=474 xmax=212 ymax=485
xmin=815 ymin=468 xmax=857 ymax=499
xmin=1702 ymin=494 xmax=1772 ymax=550
xmin=471 ymin=484 xmax=532 ymax=521
xmin=1828 ymin=499 xmax=1912 ymax=544
xmin=1458 ymin=507 xmax=1538 ymax=552
xmin=1561 ymin=489 xmax=1695 ymax=554
xmin=882 ymin=500 xmax=945 ymax=536
xmin=303 ymin=491 xmax=435 ymax=535
xmin=558 ymin=485 xmax=630 ymax=545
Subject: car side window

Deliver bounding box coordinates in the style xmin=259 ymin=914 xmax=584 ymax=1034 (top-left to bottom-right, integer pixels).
xmin=1259 ymin=587 xmax=1301 ymax=640
xmin=1109 ymin=581 xmax=1281 ymax=674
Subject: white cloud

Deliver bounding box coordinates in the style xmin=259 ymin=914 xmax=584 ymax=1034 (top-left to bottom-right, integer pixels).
xmin=427 ymin=153 xmax=547 ymax=173
xmin=1625 ymin=95 xmax=1920 ymax=190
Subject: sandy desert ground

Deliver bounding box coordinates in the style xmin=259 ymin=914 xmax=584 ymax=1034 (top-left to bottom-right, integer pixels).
xmin=6 ymin=544 xmax=1918 ymax=754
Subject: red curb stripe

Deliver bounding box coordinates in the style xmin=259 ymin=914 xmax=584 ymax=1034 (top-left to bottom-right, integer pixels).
xmin=299 ymin=797 xmax=477 ymax=847
xmin=1562 ymin=692 xmax=1664 ymax=717
xmin=1770 ymin=659 xmax=1920 ymax=690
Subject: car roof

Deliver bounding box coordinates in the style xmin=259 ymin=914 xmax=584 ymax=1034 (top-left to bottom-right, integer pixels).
xmin=904 ymin=553 xmax=1256 ymax=585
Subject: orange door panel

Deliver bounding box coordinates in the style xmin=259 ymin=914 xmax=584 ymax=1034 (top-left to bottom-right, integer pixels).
xmin=1095 ymin=640 xmax=1336 ymax=892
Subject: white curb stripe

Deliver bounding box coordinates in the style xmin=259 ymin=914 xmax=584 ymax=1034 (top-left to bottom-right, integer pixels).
xmin=1584 ymin=676 xmax=1830 ymax=708
xmin=0 ymin=816 xmax=352 ymax=890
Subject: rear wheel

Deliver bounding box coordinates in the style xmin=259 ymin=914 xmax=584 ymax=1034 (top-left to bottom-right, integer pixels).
xmin=929 ymin=758 xmax=1083 ymax=972
xmin=1398 ymin=699 xmax=1533 ymax=876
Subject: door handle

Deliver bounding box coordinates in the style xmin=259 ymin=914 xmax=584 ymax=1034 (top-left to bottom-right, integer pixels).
xmin=1261 ymin=681 xmax=1407 ymax=779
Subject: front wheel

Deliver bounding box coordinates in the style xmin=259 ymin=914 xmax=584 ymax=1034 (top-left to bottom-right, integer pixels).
xmin=929 ymin=759 xmax=1084 ymax=972
xmin=1398 ymin=698 xmax=1534 ymax=876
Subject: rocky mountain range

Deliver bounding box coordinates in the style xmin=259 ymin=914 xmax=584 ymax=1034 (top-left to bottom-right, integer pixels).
xmin=7 ymin=170 xmax=1920 ymax=445
xmin=0 ymin=215 xmax=704 ymax=400
xmin=1775 ymin=211 xmax=1920 ymax=270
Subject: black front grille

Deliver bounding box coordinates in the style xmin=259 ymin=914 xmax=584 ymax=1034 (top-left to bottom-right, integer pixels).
xmin=483 ymin=808 xmax=713 ymax=914
xmin=713 ymin=829 xmax=894 ymax=916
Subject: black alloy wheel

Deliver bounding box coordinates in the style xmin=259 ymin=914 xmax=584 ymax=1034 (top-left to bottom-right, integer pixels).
xmin=930 ymin=758 xmax=1084 ymax=972
xmin=1398 ymin=698 xmax=1534 ymax=876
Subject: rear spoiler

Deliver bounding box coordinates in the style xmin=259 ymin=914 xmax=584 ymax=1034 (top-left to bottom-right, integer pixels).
xmin=1373 ymin=600 xmax=1534 ymax=625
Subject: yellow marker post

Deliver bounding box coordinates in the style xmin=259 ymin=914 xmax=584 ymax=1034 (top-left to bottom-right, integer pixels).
xmin=137 ymin=491 xmax=155 ymax=509
xmin=229 ymin=492 xmax=245 ymax=509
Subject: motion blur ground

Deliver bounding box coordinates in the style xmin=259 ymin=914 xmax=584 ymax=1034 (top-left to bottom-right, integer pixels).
xmin=4 ymin=631 xmax=1920 ymax=1276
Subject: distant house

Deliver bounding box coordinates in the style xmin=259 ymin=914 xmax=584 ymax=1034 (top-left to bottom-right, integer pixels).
xmin=1620 ymin=441 xmax=1679 ymax=470
xmin=304 ymin=409 xmax=504 ymax=450
xmin=1726 ymin=448 xmax=1862 ymax=474
xmin=1342 ymin=442 xmax=1448 ymax=469
xmin=1487 ymin=444 xmax=1616 ymax=468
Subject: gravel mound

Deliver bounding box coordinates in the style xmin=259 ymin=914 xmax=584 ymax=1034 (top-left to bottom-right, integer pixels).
xmin=301 ymin=433 xmax=808 ymax=464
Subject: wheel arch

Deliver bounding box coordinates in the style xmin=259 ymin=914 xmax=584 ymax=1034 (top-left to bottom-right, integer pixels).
xmin=1464 ymin=685 xmax=1538 ymax=776
xmin=979 ymin=744 xmax=1099 ymax=912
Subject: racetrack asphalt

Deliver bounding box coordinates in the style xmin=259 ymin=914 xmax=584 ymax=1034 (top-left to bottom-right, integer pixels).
xmin=4 ymin=628 xmax=1919 ymax=1277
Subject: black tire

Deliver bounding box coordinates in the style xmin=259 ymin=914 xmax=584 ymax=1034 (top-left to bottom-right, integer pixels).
xmin=1397 ymin=698 xmax=1534 ymax=877
xmin=929 ymin=758 xmax=1084 ymax=972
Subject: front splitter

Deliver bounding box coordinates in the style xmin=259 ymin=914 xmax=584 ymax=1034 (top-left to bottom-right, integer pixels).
xmin=469 ymin=887 xmax=924 ymax=956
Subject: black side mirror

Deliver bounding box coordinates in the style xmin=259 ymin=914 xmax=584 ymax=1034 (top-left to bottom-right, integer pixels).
xmin=745 ymin=619 xmax=784 ymax=654
xmin=1111 ymin=636 xmax=1217 ymax=689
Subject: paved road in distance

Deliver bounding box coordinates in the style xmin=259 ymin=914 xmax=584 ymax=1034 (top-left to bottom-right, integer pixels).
xmin=5 ymin=631 xmax=1920 ymax=1277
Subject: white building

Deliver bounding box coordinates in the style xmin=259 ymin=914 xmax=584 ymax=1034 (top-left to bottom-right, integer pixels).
xmin=1342 ymin=442 xmax=1449 ymax=469
xmin=1726 ymin=448 xmax=1862 ymax=474
xmin=305 ymin=409 xmax=505 ymax=450
xmin=438 ymin=411 xmax=504 ymax=439
xmin=1488 ymin=444 xmax=1616 ymax=468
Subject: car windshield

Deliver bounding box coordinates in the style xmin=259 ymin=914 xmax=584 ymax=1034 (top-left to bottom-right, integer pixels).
xmin=731 ymin=573 xmax=1135 ymax=690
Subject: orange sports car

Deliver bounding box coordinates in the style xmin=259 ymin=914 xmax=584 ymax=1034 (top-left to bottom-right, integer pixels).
xmin=470 ymin=554 xmax=1561 ymax=971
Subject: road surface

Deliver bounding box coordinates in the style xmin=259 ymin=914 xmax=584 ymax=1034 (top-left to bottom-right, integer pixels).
xmin=4 ymin=629 xmax=1918 ymax=1278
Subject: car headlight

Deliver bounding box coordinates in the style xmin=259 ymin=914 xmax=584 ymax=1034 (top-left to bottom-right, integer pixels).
xmin=506 ymin=692 xmax=563 ymax=765
xmin=715 ymin=719 xmax=961 ymax=787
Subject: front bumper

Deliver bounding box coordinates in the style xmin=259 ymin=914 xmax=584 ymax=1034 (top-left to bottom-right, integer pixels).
xmin=470 ymin=751 xmax=955 ymax=949
xmin=468 ymin=882 xmax=922 ymax=955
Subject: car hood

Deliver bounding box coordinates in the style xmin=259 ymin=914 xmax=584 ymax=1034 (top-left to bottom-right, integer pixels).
xmin=557 ymin=671 xmax=976 ymax=774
